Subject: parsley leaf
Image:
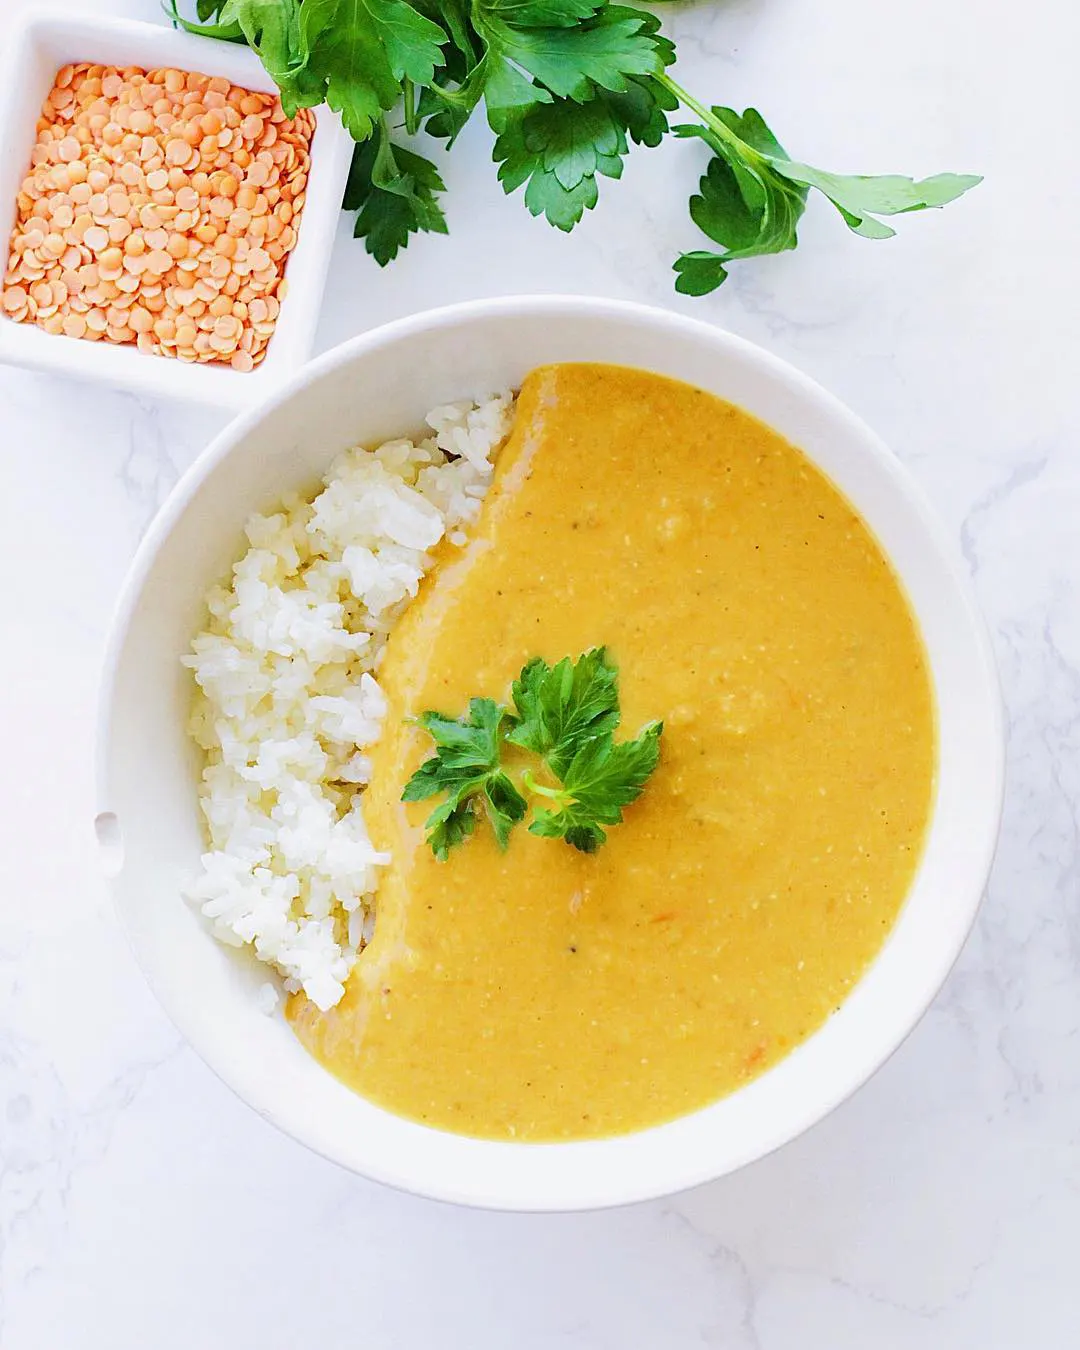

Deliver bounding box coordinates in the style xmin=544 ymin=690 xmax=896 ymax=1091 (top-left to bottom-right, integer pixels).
xmin=508 ymin=648 xmax=620 ymax=775
xmin=343 ymin=119 xmax=448 ymax=263
xmin=776 ymin=161 xmax=983 ymax=238
xmin=486 ymin=11 xmax=673 ymax=228
xmin=295 ymin=0 xmax=410 ymax=139
xmin=492 ymin=97 xmax=624 ymax=229
xmin=492 ymin=0 xmax=601 ymax=27
xmin=662 ymin=86 xmax=980 ymax=295
xmin=491 ymin=76 xmax=676 ymax=230
xmin=359 ymin=0 xmax=447 ymax=86
xmin=672 ymin=111 xmax=808 ymax=294
xmin=421 ymin=797 xmax=477 ymax=858
xmin=476 ymin=1 xmax=666 ymax=101
xmin=402 ymin=698 xmax=527 ymax=859
xmin=605 ymin=74 xmax=678 ymax=149
xmin=528 ymin=721 xmax=663 ymax=853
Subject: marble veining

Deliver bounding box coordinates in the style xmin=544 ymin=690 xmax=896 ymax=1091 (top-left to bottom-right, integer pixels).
xmin=3 ymin=0 xmax=1079 ymax=1343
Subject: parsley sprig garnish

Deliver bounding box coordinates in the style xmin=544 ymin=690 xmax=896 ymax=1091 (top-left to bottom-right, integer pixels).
xmin=401 ymin=698 xmax=527 ymax=858
xmin=402 ymin=649 xmax=663 ymax=858
xmin=170 ymin=0 xmax=979 ymax=293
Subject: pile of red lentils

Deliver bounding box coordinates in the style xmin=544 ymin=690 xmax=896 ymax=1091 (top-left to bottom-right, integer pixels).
xmin=2 ymin=62 xmax=315 ymax=371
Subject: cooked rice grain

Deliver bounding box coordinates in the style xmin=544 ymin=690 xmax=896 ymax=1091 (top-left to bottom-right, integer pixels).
xmin=183 ymin=393 xmax=515 ymax=1010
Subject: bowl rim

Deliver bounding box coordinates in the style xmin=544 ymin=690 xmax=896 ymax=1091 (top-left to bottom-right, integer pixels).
xmin=97 ymin=294 xmax=1005 ymax=1210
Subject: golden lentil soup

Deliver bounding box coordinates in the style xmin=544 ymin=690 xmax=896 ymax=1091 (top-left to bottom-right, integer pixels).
xmin=288 ymin=363 xmax=936 ymax=1141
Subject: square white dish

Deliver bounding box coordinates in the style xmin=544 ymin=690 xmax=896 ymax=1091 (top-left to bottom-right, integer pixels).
xmin=0 ymin=9 xmax=354 ymax=409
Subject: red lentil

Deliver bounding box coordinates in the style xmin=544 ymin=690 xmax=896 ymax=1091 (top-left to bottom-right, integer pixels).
xmin=3 ymin=62 xmax=315 ymax=369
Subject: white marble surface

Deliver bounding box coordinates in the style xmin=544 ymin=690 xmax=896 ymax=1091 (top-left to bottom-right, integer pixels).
xmin=2 ymin=0 xmax=1077 ymax=1343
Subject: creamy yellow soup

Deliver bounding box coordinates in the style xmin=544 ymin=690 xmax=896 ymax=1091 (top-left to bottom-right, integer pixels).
xmin=289 ymin=363 xmax=936 ymax=1141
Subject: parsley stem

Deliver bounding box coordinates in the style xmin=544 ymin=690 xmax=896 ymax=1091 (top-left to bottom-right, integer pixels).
xmin=521 ymin=770 xmax=570 ymax=804
xmin=655 ymin=72 xmax=758 ymax=162
xmin=403 ymin=78 xmax=418 ymax=136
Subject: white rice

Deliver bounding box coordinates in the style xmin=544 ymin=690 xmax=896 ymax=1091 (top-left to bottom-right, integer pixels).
xmin=183 ymin=393 xmax=515 ymax=1011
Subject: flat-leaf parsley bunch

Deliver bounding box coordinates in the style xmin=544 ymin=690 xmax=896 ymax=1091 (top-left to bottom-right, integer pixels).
xmin=403 ymin=648 xmax=663 ymax=858
xmin=171 ymin=0 xmax=979 ymax=293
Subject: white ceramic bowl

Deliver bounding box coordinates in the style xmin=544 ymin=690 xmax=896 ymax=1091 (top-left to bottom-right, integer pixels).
xmin=0 ymin=10 xmax=353 ymax=409
xmin=97 ymin=296 xmax=1004 ymax=1210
